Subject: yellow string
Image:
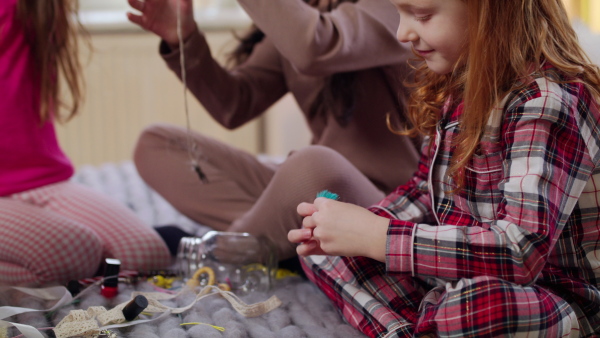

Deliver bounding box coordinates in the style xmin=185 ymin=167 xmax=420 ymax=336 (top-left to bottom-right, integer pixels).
xmin=180 ymin=322 xmax=225 ymax=332
xmin=276 ymin=268 xmax=299 ymax=279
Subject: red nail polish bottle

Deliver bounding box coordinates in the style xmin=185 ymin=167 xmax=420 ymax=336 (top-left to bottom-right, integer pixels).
xmin=100 ymin=258 xmax=121 ymax=298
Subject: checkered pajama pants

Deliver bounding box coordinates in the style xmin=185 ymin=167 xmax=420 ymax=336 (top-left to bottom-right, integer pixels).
xmin=0 ymin=181 xmax=171 ymax=286
xmin=301 ymin=256 xmax=582 ymax=337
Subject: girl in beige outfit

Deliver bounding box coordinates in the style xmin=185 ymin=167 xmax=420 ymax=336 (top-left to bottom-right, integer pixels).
xmin=127 ymin=0 xmax=419 ymax=260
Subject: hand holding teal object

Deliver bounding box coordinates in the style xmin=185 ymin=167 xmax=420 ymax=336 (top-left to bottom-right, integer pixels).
xmin=316 ymin=190 xmax=339 ymax=200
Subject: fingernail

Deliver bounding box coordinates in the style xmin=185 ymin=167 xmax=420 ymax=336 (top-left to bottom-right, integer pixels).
xmin=304 ymin=229 xmax=313 ymax=239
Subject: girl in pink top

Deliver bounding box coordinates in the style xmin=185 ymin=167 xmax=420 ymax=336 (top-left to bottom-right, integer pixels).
xmin=0 ymin=0 xmax=170 ymax=286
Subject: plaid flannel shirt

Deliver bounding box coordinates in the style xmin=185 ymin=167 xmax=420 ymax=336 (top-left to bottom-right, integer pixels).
xmin=301 ymin=65 xmax=600 ymax=337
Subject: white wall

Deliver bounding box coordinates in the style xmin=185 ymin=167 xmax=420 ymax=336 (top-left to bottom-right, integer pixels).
xmin=574 ymin=21 xmax=600 ymax=65
xmin=79 ymin=0 xmax=238 ymax=11
xmin=58 ymin=2 xmax=257 ymax=167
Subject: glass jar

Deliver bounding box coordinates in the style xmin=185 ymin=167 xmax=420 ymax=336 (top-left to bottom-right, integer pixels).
xmin=177 ymin=231 xmax=277 ymax=293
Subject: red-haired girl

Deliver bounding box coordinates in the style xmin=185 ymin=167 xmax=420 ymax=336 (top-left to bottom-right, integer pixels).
xmin=290 ymin=0 xmax=600 ymax=336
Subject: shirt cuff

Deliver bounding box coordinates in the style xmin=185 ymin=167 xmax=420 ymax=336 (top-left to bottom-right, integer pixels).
xmin=386 ymin=219 xmax=416 ymax=274
xmin=160 ymin=28 xmax=205 ymax=64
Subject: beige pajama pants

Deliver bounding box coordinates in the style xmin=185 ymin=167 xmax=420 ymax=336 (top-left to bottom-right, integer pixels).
xmin=134 ymin=123 xmax=386 ymax=260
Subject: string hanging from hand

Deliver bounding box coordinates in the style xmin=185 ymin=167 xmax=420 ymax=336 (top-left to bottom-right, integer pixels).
xmin=177 ymin=0 xmax=208 ymax=183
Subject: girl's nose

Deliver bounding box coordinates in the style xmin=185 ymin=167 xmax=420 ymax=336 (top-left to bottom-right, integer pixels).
xmin=396 ymin=19 xmax=418 ymax=43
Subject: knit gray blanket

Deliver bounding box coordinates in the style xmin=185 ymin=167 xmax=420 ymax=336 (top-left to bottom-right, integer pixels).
xmin=1 ymin=161 xmax=364 ymax=338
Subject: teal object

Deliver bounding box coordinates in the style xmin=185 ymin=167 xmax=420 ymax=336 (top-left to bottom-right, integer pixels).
xmin=316 ymin=190 xmax=339 ymax=200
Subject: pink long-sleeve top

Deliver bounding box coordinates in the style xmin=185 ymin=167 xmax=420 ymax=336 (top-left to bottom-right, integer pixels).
xmin=0 ymin=0 xmax=74 ymax=196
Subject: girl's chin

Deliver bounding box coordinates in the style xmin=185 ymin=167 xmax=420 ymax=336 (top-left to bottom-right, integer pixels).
xmin=425 ymin=60 xmax=453 ymax=75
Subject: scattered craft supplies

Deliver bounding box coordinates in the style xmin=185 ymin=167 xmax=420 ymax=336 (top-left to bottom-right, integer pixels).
xmin=1 ymin=278 xmax=281 ymax=338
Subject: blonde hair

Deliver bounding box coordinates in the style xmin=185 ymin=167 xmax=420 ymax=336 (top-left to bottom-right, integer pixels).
xmin=397 ymin=0 xmax=600 ymax=191
xmin=17 ymin=0 xmax=86 ymax=124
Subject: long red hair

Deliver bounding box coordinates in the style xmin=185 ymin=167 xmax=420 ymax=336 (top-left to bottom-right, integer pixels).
xmin=397 ymin=0 xmax=600 ymax=191
xmin=17 ymin=0 xmax=86 ymax=123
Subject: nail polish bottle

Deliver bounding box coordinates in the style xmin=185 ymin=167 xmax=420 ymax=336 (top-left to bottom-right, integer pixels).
xmin=100 ymin=258 xmax=121 ymax=298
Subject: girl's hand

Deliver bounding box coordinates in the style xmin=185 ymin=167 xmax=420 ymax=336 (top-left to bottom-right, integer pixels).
xmin=127 ymin=0 xmax=196 ymax=47
xmin=290 ymin=197 xmax=389 ymax=261
xmin=289 ymin=201 xmax=326 ymax=256
xmin=287 ymin=228 xmax=326 ymax=256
